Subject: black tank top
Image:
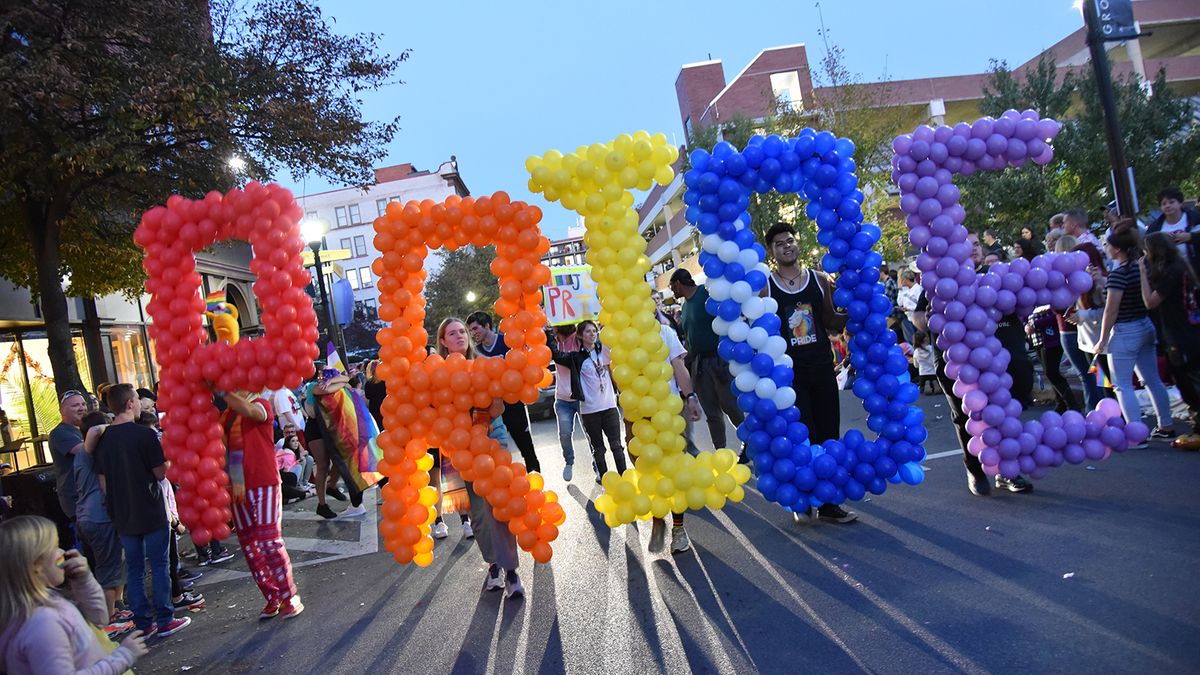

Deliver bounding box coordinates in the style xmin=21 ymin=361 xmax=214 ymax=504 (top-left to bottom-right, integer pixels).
xmin=770 ymin=270 xmax=832 ymax=367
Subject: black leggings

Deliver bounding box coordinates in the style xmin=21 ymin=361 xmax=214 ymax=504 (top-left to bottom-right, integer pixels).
xmin=581 ymin=408 xmax=627 ymax=475
xmin=1040 ymin=345 xmax=1080 ymax=412
xmin=792 ymin=364 xmax=840 ymax=445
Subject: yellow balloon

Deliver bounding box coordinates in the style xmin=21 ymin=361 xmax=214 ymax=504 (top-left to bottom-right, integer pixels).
xmin=414 ymin=552 xmax=434 ymax=567
xmin=418 ymin=486 xmax=438 ymax=506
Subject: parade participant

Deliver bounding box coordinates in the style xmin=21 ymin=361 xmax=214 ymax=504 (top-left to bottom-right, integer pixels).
xmin=94 ymin=383 xmax=190 ymax=638
xmin=1140 ymin=231 xmax=1200 ymax=443
xmin=307 ymin=347 xmax=383 ymax=520
xmin=646 ymin=317 xmax=702 ymax=554
xmin=1026 ymin=306 xmax=1080 ymax=413
xmin=550 ymin=319 xmax=627 ymax=483
xmin=428 ymin=320 xmax=474 ymax=540
xmin=551 ymin=324 xmax=583 ymax=481
xmin=1147 ymin=186 xmax=1200 ymax=268
xmin=0 ymin=516 xmax=148 ymax=674
xmin=466 ymin=312 xmax=542 ymax=473
xmin=300 ymin=382 xmax=345 ymax=519
xmin=364 ymin=360 xmax=387 ymax=430
xmin=763 ymin=222 xmax=856 ymax=524
xmin=669 ymin=268 xmax=746 ymax=458
xmin=1096 ymin=221 xmax=1175 ymax=438
xmin=438 ymin=318 xmax=524 ymax=598
xmin=912 ymin=332 xmax=938 ymax=395
xmin=76 ymin=411 xmax=131 ymax=637
xmin=1068 ymin=243 xmax=1112 ymax=411
xmin=215 ymin=388 xmax=304 ymax=619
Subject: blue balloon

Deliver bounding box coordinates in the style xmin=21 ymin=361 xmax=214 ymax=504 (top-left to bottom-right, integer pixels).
xmin=744 ymin=270 xmax=767 ymax=291
xmin=703 ymin=257 xmax=726 ymax=280
xmin=731 ymin=341 xmax=754 ymax=364
xmin=704 ymin=298 xmax=721 ymax=316
xmin=718 ymin=300 xmax=742 ymax=321
xmin=772 ymin=365 xmax=792 ymax=387
xmin=752 ymin=314 xmax=781 ymax=335
xmin=737 ymin=392 xmax=758 ymax=414
xmin=752 ymin=353 xmax=775 ymax=377
xmin=733 ymin=228 xmax=756 ymax=250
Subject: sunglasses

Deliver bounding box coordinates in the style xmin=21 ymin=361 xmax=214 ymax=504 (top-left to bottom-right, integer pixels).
xmin=59 ymin=390 xmax=85 ymax=404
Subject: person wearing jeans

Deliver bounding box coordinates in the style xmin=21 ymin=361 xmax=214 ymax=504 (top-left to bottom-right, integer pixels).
xmin=1095 ymin=221 xmax=1175 ymax=437
xmin=93 ymin=383 xmax=188 ymax=637
xmin=552 ymin=325 xmax=583 ymax=480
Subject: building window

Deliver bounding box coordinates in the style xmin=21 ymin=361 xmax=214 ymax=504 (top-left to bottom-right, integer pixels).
xmin=347 ymin=268 xmax=359 ymax=290
xmin=348 ymin=204 xmax=362 ymax=224
xmin=359 ymin=267 xmax=373 ymax=287
xmin=770 ymin=71 xmax=803 ymax=111
xmin=339 ymin=237 xmax=352 ymax=253
xmin=353 ymin=235 xmax=367 ymax=257
xmin=335 ymin=206 xmax=348 ymax=227
xmin=376 ymin=198 xmax=388 ymax=217
xmin=305 ymin=210 xmax=317 ymax=220
xmin=364 ymin=298 xmax=378 ymax=320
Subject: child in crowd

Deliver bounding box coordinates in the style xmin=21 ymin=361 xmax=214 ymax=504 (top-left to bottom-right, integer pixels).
xmin=0 ymin=515 xmax=148 ymax=673
xmin=912 ymin=332 xmax=939 ymax=395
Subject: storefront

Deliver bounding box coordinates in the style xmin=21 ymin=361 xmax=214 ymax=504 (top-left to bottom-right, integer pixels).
xmin=0 ymin=244 xmax=258 ymax=471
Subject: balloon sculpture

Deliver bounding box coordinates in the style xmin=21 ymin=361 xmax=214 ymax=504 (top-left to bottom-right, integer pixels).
xmin=527 ymin=131 xmax=751 ymax=526
xmin=891 ymin=110 xmax=1149 ymax=479
xmin=683 ymin=132 xmax=928 ymax=513
xmin=135 ymin=183 xmax=320 ymax=545
xmin=372 ymin=192 xmax=564 ymax=565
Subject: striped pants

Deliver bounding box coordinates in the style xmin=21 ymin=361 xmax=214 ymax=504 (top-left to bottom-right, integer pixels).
xmin=232 ymin=484 xmax=297 ymax=604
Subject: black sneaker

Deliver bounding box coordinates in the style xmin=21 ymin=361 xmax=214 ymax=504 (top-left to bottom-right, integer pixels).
xmin=326 ymin=486 xmax=349 ymax=502
xmin=196 ymin=556 xmax=212 ymax=567
xmin=816 ymin=504 xmax=858 ymax=524
xmin=994 ymin=475 xmax=1033 ymax=493
xmin=209 ymin=549 xmax=235 ymax=565
xmin=173 ymin=591 xmax=205 ymax=610
xmin=316 ymin=503 xmax=337 ymax=519
xmin=967 ymin=472 xmax=992 ymax=496
xmin=1151 ymin=426 xmax=1177 ymax=440
xmin=178 ymin=568 xmax=202 ymax=583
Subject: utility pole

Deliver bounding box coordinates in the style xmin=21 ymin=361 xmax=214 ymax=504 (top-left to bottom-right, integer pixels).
xmin=1082 ymin=0 xmax=1138 ymax=217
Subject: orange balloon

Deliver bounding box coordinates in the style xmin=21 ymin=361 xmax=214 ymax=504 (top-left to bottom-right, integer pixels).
xmin=531 ymin=542 xmax=553 ymax=564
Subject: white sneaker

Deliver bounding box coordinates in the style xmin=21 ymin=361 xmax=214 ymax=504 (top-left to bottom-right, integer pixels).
xmin=670 ymin=526 xmax=691 ymax=554
xmin=463 ymin=520 xmax=474 ymax=539
xmin=338 ymin=504 xmax=367 ymax=518
xmin=505 ymin=572 xmax=525 ymax=599
xmin=431 ymin=521 xmax=449 ymax=539
xmin=484 ymin=565 xmax=504 ymax=592
xmin=563 ymin=464 xmax=573 ymax=481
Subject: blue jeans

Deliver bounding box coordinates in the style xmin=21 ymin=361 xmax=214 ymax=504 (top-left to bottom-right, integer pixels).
xmin=1061 ymin=331 xmax=1103 ymax=412
xmin=1107 ymin=317 xmax=1173 ymax=429
xmin=555 ymin=399 xmax=581 ymax=465
xmin=120 ymin=527 xmax=175 ymax=631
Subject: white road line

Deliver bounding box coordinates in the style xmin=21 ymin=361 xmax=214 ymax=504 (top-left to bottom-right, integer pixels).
xmin=924 ymin=448 xmax=964 ymax=460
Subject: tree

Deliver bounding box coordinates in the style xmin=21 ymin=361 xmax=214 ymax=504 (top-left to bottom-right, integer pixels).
xmin=961 ymin=55 xmax=1200 ymax=240
xmin=0 ymin=0 xmax=408 ymax=395
xmin=342 ymin=303 xmax=386 ymax=358
xmin=686 ymin=37 xmax=912 ymax=266
xmin=423 ymin=246 xmax=501 ymax=339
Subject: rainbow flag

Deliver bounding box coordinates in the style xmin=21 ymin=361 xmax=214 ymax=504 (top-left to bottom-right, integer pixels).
xmin=316 ymin=385 xmax=383 ymax=493
xmin=205 ymin=289 xmax=227 ymax=313
xmin=1088 ymin=357 xmax=1112 ymax=388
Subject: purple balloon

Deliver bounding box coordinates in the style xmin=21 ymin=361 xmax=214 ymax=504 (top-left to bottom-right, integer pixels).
xmin=1015 ymin=118 xmax=1038 ymax=141
xmin=914 ymin=125 xmax=935 ymax=143
xmin=892 ymin=134 xmax=913 ymax=155
xmin=964 ymin=138 xmax=987 ymax=161
xmin=971 ymin=119 xmax=994 ymax=139
xmin=985 ymin=134 xmax=1008 ymax=156
xmin=909 ymin=225 xmax=931 ymax=248
xmin=963 ymin=389 xmax=988 ymax=413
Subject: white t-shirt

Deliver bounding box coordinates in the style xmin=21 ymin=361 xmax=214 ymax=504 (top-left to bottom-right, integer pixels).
xmin=1159 ymin=213 xmax=1191 ymax=256
xmin=660 ymin=325 xmax=687 ymax=395
xmin=897 ymin=285 xmax=921 ymax=318
xmin=269 ymin=388 xmax=304 ymax=432
xmin=914 ymin=346 xmax=937 ymax=376
xmin=579 ymin=345 xmax=617 ymax=415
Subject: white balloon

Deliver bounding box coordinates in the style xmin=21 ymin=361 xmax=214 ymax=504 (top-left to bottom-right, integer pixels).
xmin=773 ymin=387 xmax=797 ymax=410
xmin=737 ymin=248 xmax=760 ymax=269
xmin=729 ymin=360 xmax=749 ymax=375
xmin=781 ymin=354 xmax=794 ymax=369
xmin=742 ymin=297 xmax=765 ymax=320
xmin=762 ymin=296 xmax=779 ymax=315
xmin=735 ymin=371 xmax=758 ymax=393
xmin=754 ymin=377 xmax=777 ymax=399
xmin=718 ymin=241 xmax=740 ymax=263
xmin=754 ymin=262 xmax=771 ymax=277
xmin=765 ymin=335 xmax=788 ymax=358
xmin=711 ymin=317 xmax=731 ymax=336
xmin=727 ymin=320 xmax=750 ymax=342
xmin=708 ymin=279 xmax=731 ymax=301
xmin=730 ymin=280 xmax=753 ymax=304
xmin=702 ymin=234 xmax=722 ymax=254
xmin=747 ymin=326 xmax=769 ymax=350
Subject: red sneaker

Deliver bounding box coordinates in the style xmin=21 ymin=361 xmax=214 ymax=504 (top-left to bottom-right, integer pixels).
xmin=278 ymin=597 xmax=305 ymax=619
xmin=258 ymin=600 xmax=281 ymax=620
xmin=157 ymin=616 xmax=191 ymax=637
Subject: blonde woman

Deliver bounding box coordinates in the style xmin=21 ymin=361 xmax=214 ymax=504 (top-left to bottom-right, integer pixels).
xmin=0 ymin=516 xmax=148 ymax=673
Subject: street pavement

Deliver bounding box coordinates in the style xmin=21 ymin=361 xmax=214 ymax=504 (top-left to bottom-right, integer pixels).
xmin=138 ymin=388 xmax=1200 ymax=674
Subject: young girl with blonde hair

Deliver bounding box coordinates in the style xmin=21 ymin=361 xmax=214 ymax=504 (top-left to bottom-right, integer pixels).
xmin=0 ymin=515 xmax=148 ymax=673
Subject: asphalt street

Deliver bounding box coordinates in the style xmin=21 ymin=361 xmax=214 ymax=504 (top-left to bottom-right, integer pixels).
xmin=137 ymin=388 xmax=1200 ymax=674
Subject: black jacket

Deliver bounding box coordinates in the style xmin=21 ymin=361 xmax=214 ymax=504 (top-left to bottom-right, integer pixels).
xmin=550 ymin=339 xmax=605 ymax=403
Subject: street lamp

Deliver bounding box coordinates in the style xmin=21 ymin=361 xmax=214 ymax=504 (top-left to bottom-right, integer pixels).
xmin=228 ymin=155 xmax=247 ymax=172
xmin=465 ymin=291 xmax=478 ymax=303
xmin=301 ymin=217 xmax=346 ymax=362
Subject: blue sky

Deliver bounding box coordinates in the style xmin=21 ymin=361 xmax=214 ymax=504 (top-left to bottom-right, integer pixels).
xmin=284 ymin=1 xmax=1085 ymax=239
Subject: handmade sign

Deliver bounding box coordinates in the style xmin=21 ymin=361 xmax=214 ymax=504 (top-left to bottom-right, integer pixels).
xmin=542 ymin=265 xmax=599 ymax=326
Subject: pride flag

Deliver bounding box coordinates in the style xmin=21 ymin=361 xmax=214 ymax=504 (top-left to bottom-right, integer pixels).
xmin=205 ymin=289 xmax=227 ymax=313
xmin=1088 ymin=357 xmax=1112 ymax=388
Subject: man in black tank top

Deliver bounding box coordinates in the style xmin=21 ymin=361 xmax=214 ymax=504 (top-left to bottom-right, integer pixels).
xmin=764 ymin=223 xmax=856 ymax=524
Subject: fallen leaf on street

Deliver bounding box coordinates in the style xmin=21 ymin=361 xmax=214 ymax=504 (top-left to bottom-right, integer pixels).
xmin=1062 ymin=572 xmax=1075 ymax=579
